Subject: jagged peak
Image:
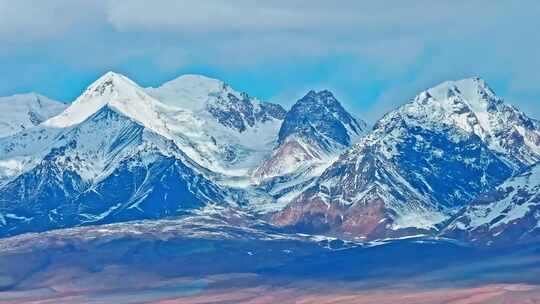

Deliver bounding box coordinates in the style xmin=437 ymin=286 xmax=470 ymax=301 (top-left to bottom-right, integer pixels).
xmin=146 ymin=74 xmax=286 ymax=132
xmin=278 ymin=89 xmax=365 ymax=147
xmin=291 ymin=90 xmax=358 ymax=121
xmin=371 ymin=76 xmax=540 ymax=167
xmin=377 ymin=77 xmax=506 ymax=128
xmin=299 ymin=89 xmax=340 ymax=106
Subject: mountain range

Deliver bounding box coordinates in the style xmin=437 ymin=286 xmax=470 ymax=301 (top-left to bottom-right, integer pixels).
xmin=1 ymin=72 xmax=539 ymax=247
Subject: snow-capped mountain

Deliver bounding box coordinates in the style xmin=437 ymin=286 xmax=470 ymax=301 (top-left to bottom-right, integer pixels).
xmin=443 ymin=163 xmax=540 ymax=246
xmin=0 ymin=93 xmax=66 ymax=138
xmin=274 ymin=78 xmax=537 ymax=240
xmin=2 ymin=72 xmax=540 ymax=247
xmin=253 ymin=90 xmax=366 ymax=207
xmin=146 ymin=74 xmax=286 ymax=177
xmin=406 ymin=77 xmax=540 ymax=167
xmin=0 ymin=72 xmax=172 ymax=184
xmin=0 ymin=73 xmax=237 ymax=237
xmin=277 ymin=90 xmax=365 ymax=148
xmin=147 ymin=74 xmax=286 ymax=132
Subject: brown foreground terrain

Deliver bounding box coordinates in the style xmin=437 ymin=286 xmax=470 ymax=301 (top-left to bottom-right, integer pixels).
xmin=155 ymin=284 xmax=540 ymax=304
xmin=1 ymin=279 xmax=540 ymax=304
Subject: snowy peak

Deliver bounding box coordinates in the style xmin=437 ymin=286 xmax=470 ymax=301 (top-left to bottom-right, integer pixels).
xmin=300 ymin=90 xmax=343 ymax=108
xmin=147 ymin=74 xmax=286 ymax=132
xmin=395 ymin=77 xmax=501 ymax=122
xmin=391 ymin=77 xmax=502 ymax=128
xmin=425 ymin=77 xmax=501 ymax=112
xmin=146 ymin=74 xmax=227 ymax=112
xmin=378 ymin=77 xmax=540 ymax=166
xmin=0 ymin=92 xmax=62 ymax=108
xmin=253 ymin=90 xmax=366 ymax=200
xmin=278 ymin=90 xmax=366 ymax=148
xmin=44 ymin=72 xmax=172 ymax=136
xmin=272 ymin=80 xmax=520 ymax=239
xmin=0 ymin=93 xmax=67 ymax=137
xmin=83 ymin=71 xmax=143 ymax=99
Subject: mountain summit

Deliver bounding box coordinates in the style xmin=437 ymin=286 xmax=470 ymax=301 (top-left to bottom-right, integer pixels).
xmin=147 ymin=74 xmax=286 ymax=133
xmin=278 ymin=90 xmax=365 ymax=148
xmin=44 ymin=72 xmax=172 ymax=135
xmin=253 ymin=90 xmax=367 ymax=207
xmin=274 ymin=78 xmax=539 ymax=240
xmin=395 ymin=77 xmax=540 ymax=167
xmin=1 ymin=74 xmax=540 ymax=247
xmin=0 ymin=93 xmax=66 ymax=138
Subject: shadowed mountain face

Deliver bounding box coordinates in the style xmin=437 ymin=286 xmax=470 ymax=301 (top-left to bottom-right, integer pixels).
xmin=2 ymin=72 xmax=540 ymax=254
xmin=0 ymin=106 xmax=230 ymax=237
xmin=2 ymin=73 xmax=540 ymax=303
xmin=252 ymin=90 xmax=367 ymax=208
xmin=443 ymin=163 xmax=540 ymax=246
xmin=273 ymin=78 xmax=540 ymax=241
xmin=277 ymin=90 xmax=365 ymax=148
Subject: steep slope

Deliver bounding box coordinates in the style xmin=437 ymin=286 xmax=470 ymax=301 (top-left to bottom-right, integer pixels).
xmin=45 ymin=72 xmax=173 ymax=133
xmin=253 ymin=90 xmax=367 ymax=207
xmin=147 ymin=74 xmax=286 ymax=132
xmin=0 ymin=93 xmax=66 ymax=138
xmin=0 ymin=72 xmax=174 ymax=185
xmin=0 ymin=73 xmax=233 ymax=237
xmin=274 ymin=78 xmax=533 ymax=240
xmin=408 ymin=77 xmax=540 ymax=167
xmin=443 ymin=163 xmax=540 ymax=246
xmin=146 ymin=74 xmax=286 ymax=176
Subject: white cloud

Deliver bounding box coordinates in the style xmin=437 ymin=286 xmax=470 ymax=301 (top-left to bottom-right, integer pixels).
xmin=103 ymin=1 xmax=507 ymax=36
xmin=0 ymin=0 xmax=105 ymax=41
xmin=0 ymin=0 xmax=539 ymax=119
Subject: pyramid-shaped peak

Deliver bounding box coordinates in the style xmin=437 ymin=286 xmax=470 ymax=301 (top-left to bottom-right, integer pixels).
xmin=278 ymin=89 xmax=365 ymax=146
xmin=305 ymin=89 xmax=335 ymax=97
xmin=44 ymin=72 xmax=169 ymax=129
xmin=95 ymin=71 xmax=133 ymax=82
xmin=84 ymin=71 xmax=141 ymax=98
xmin=297 ymin=89 xmax=342 ymax=109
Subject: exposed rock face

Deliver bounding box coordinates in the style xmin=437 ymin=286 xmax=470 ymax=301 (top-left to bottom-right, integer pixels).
xmin=277 ymin=90 xmax=365 ymax=148
xmin=2 ymin=73 xmax=540 ymax=247
xmin=144 ymin=74 xmax=286 ymax=176
xmin=273 ymin=78 xmax=540 ymax=240
xmin=253 ymin=90 xmax=367 ymax=207
xmin=207 ymin=91 xmax=286 ymax=133
xmin=146 ymin=74 xmax=286 ymax=133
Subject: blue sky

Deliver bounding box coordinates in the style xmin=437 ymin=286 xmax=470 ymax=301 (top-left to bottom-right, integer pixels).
xmin=1 ymin=1 xmax=539 ymax=121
